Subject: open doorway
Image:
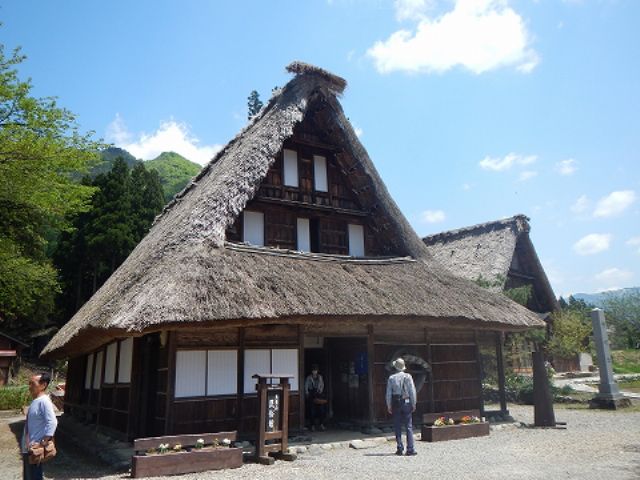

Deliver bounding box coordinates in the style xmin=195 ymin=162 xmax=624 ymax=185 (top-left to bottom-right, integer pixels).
xmin=303 ymin=336 xmax=370 ymax=427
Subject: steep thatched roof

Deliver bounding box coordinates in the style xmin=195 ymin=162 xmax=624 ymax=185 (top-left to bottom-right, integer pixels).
xmin=42 ymin=64 xmax=545 ymax=359
xmin=423 ymin=215 xmax=558 ymax=313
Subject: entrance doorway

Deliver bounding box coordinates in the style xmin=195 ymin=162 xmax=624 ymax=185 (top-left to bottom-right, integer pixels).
xmin=303 ymin=336 xmax=370 ymax=426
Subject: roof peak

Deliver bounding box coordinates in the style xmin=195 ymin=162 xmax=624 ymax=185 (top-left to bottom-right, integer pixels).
xmin=286 ymin=61 xmax=347 ymax=94
xmin=423 ymin=214 xmax=530 ymax=245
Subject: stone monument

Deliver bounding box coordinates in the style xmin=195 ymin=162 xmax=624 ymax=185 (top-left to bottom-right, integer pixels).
xmin=589 ymin=308 xmax=630 ymax=409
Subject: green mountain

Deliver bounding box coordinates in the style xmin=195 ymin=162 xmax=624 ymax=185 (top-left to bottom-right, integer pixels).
xmin=93 ymin=147 xmax=140 ymax=176
xmin=95 ymin=148 xmax=201 ymax=202
xmin=145 ymin=152 xmax=202 ymax=201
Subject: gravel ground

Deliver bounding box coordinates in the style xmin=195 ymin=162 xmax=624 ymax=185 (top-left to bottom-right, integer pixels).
xmin=1 ymin=405 xmax=639 ymax=480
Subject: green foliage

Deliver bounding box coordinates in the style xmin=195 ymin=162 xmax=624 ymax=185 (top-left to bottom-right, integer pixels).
xmin=0 ymin=43 xmax=101 ymax=334
xmin=548 ymin=309 xmax=592 ymax=358
xmin=474 ymin=274 xmax=505 ymax=290
xmin=247 ymin=90 xmax=263 ymax=119
xmin=612 ymin=350 xmax=640 ymax=374
xmin=53 ymin=158 xmax=165 ymax=324
xmin=504 ymin=284 xmax=533 ymax=307
xmin=0 ymin=385 xmax=30 ymax=410
xmin=602 ymin=292 xmax=640 ymax=349
xmin=91 ymin=147 xmax=138 ymax=177
xmin=145 ymin=151 xmax=201 ymax=201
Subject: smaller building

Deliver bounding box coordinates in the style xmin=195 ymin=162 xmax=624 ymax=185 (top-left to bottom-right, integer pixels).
xmin=0 ymin=331 xmax=28 ymax=386
xmin=424 ymin=215 xmax=559 ymax=372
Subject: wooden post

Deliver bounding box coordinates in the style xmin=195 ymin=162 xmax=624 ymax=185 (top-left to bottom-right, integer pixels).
xmin=237 ymin=328 xmax=245 ymax=433
xmin=425 ymin=329 xmax=434 ymax=413
xmin=164 ymin=331 xmax=177 ymax=435
xmin=532 ymin=351 xmax=555 ymax=427
xmin=474 ymin=331 xmax=485 ymax=417
xmin=95 ymin=348 xmax=106 ymax=432
xmin=495 ymin=332 xmax=508 ymax=416
xmin=367 ymin=324 xmax=375 ymax=425
xmin=297 ymin=325 xmax=305 ymax=433
xmin=127 ymin=337 xmax=142 ymax=441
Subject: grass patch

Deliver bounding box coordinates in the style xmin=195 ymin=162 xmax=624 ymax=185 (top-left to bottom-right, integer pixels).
xmin=0 ymin=386 xmax=30 ymax=410
xmin=618 ymin=379 xmax=640 ymax=393
xmin=612 ymin=349 xmax=640 ymax=374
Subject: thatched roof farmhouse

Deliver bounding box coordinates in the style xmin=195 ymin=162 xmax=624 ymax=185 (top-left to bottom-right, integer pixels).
xmin=44 ymin=63 xmax=544 ymax=439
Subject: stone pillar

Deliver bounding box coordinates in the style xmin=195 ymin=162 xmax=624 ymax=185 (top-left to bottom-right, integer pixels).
xmin=589 ymin=309 xmax=630 ymax=409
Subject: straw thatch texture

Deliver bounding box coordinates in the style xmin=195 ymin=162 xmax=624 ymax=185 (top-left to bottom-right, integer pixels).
xmin=423 ymin=215 xmax=558 ymax=311
xmin=42 ymin=66 xmax=545 ymax=359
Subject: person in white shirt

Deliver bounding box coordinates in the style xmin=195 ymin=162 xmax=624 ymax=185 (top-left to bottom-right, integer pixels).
xmin=22 ymin=373 xmax=58 ymax=480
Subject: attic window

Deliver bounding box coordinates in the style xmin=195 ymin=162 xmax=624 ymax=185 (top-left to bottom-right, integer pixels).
xmin=243 ymin=211 xmax=264 ymax=246
xmin=313 ymin=155 xmax=328 ymax=192
xmin=283 ymin=149 xmax=299 ymax=187
xmin=348 ymin=224 xmax=365 ymax=257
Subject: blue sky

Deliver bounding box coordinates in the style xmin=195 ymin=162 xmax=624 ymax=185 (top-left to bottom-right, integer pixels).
xmin=4 ymin=0 xmax=639 ymax=296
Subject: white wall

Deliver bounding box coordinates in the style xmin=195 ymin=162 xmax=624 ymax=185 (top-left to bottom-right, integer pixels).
xmin=93 ymin=351 xmax=103 ymax=389
xmin=207 ymin=350 xmax=237 ymax=395
xmin=348 ymin=224 xmax=365 ymax=257
xmin=313 ymin=155 xmax=328 ymax=192
xmin=283 ymin=149 xmax=299 ymax=187
xmin=175 ymin=350 xmax=207 ymax=398
xmin=272 ymin=349 xmax=299 ymax=391
xmin=297 ymin=218 xmax=310 ymax=252
xmin=118 ymin=338 xmax=134 ymax=383
xmin=243 ymin=211 xmax=264 ymax=246
xmin=104 ymin=342 xmax=118 ymax=384
xmin=244 ymin=349 xmax=271 ymax=393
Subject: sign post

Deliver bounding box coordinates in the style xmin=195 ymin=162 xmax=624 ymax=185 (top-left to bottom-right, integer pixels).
xmin=252 ymin=374 xmax=297 ymax=465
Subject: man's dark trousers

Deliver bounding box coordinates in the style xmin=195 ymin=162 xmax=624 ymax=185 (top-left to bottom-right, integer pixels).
xmin=392 ymin=402 xmax=415 ymax=453
xmin=23 ymin=454 xmax=43 ymax=480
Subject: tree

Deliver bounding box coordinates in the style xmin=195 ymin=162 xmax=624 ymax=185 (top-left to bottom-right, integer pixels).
xmin=547 ymin=309 xmax=592 ymax=359
xmin=603 ymin=292 xmax=640 ymax=349
xmin=0 ymin=43 xmax=100 ymax=333
xmin=247 ymin=90 xmax=263 ymax=119
xmin=53 ymin=159 xmax=165 ymax=326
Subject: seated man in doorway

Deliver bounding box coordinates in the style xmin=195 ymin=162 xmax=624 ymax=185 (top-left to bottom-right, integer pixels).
xmin=386 ymin=358 xmax=417 ymax=456
xmin=304 ymin=364 xmax=326 ymax=431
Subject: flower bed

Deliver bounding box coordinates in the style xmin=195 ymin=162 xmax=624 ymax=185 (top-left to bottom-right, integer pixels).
xmin=421 ymin=410 xmax=489 ymax=443
xmin=131 ymin=432 xmax=242 ymax=478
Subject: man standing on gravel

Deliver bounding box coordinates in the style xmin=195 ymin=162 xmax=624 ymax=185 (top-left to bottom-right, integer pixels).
xmin=22 ymin=373 xmax=58 ymax=480
xmin=386 ymin=358 xmax=417 ymax=456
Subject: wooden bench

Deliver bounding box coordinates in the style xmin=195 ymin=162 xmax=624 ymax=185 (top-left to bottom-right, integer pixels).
xmin=421 ymin=410 xmax=489 ymax=442
xmin=132 ymin=431 xmax=243 ymax=478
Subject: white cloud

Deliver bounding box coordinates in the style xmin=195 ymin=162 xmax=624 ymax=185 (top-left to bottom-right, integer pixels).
xmin=518 ymin=170 xmax=538 ymax=181
xmin=593 ymin=190 xmax=636 ymax=218
xmin=570 ymin=194 xmax=589 ymax=214
xmin=368 ymin=0 xmax=539 ymax=75
xmin=462 ymin=183 xmax=471 ymax=191
xmin=627 ymin=236 xmax=640 ymax=254
xmin=555 ymin=158 xmax=577 ymax=176
xmin=106 ymin=114 xmax=222 ymax=166
xmin=479 ymin=153 xmax=537 ymax=171
xmin=594 ymin=267 xmax=634 ymax=290
xmin=394 ymin=0 xmax=432 ymax=21
xmin=421 ymin=209 xmax=446 ymax=223
xmin=573 ymin=233 xmax=612 ymax=255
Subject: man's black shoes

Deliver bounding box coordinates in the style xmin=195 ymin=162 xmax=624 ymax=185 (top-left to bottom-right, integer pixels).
xmin=405 ymin=450 xmax=417 ymax=456
xmin=395 ymin=448 xmax=403 ymax=456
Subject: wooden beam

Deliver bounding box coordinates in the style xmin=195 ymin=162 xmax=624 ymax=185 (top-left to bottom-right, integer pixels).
xmin=254 ymin=196 xmax=369 ymax=217
xmin=495 ymin=332 xmax=508 ymax=416
xmin=474 ymin=331 xmax=485 ymax=417
xmin=164 ymin=331 xmax=177 ymax=435
xmin=367 ymin=324 xmax=375 ymax=424
xmin=425 ymin=328 xmax=434 ymax=413
xmin=297 ymin=325 xmax=305 ymax=432
xmin=237 ymin=328 xmax=245 ymax=434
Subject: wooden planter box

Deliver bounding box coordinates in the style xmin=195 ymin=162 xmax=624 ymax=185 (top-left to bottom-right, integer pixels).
xmin=132 ymin=447 xmax=243 ymax=478
xmin=421 ymin=422 xmax=490 ymax=442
